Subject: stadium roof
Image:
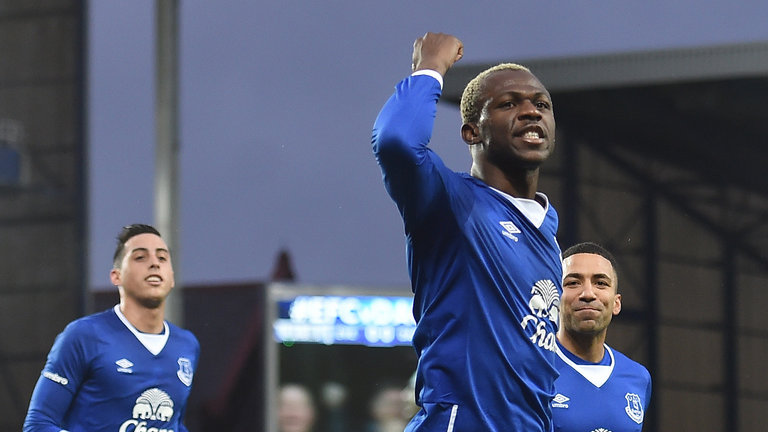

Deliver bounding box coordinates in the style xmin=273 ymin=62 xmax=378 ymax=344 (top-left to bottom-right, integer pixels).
xmin=441 ymin=41 xmax=768 ymax=196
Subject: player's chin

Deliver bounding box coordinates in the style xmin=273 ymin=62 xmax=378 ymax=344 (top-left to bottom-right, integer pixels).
xmin=138 ymin=295 xmax=165 ymax=309
xmin=574 ymin=320 xmax=601 ymax=332
xmin=514 ymin=149 xmax=552 ymax=168
xmin=525 ymin=147 xmax=553 ymax=161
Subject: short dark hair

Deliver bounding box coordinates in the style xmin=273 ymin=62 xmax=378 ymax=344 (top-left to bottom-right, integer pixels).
xmin=113 ymin=224 xmax=162 ymax=268
xmin=562 ymin=242 xmax=619 ymax=289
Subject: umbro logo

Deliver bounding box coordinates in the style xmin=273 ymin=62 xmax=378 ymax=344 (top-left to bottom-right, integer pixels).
xmin=116 ymin=358 xmax=134 ymax=374
xmin=43 ymin=371 xmax=69 ymax=386
xmin=499 ymin=221 xmax=520 ymax=241
xmin=552 ymin=393 xmax=570 ymax=408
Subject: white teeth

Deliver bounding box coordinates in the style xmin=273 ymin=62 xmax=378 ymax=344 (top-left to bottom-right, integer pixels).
xmin=147 ymin=276 xmax=161 ymax=282
xmin=523 ymin=131 xmax=540 ymax=139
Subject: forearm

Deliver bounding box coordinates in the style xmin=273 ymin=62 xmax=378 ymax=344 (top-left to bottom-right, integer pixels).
xmin=372 ymin=74 xmax=447 ymax=219
xmin=23 ymin=415 xmax=68 ymax=432
xmin=372 ymin=74 xmax=442 ymax=165
xmin=23 ymin=376 xmax=73 ymax=432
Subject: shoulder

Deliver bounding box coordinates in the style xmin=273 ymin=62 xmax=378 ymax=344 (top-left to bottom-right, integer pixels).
xmin=168 ymin=322 xmax=200 ymax=347
xmin=47 ymin=310 xmax=117 ymax=363
xmin=61 ymin=309 xmax=117 ymax=338
xmin=609 ymin=346 xmax=651 ymax=380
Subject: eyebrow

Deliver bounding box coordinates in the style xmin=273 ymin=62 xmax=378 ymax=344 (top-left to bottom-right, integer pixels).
xmin=130 ymin=247 xmax=170 ymax=255
xmin=497 ymin=89 xmax=551 ymax=99
xmin=563 ymin=272 xmax=613 ymax=281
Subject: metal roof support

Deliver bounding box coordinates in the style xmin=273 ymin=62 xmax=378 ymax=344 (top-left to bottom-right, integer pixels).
xmin=155 ymin=0 xmax=182 ymax=325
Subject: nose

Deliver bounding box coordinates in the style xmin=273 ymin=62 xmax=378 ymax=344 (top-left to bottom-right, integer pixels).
xmin=578 ymin=282 xmax=597 ymax=301
xmin=517 ymin=99 xmax=542 ymax=121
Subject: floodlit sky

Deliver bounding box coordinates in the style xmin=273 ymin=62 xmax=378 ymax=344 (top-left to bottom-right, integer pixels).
xmin=88 ymin=0 xmax=768 ymax=290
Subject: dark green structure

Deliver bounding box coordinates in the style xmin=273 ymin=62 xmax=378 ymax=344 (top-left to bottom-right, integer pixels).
xmin=0 ymin=1 xmax=87 ymax=429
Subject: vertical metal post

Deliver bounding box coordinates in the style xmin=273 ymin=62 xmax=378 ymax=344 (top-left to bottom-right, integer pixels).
xmin=78 ymin=0 xmax=90 ymax=317
xmin=155 ymin=0 xmax=182 ymax=325
xmin=723 ymin=243 xmax=738 ymax=431
xmin=265 ymin=284 xmax=279 ymax=432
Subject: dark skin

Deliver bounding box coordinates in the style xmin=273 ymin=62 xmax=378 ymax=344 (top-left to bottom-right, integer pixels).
xmin=412 ymin=32 xmax=556 ymax=203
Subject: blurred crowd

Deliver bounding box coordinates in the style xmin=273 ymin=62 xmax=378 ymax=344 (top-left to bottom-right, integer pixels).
xmin=278 ymin=375 xmax=418 ymax=432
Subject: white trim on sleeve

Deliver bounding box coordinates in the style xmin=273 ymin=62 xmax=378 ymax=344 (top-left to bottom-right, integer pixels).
xmin=412 ymin=69 xmax=443 ymax=89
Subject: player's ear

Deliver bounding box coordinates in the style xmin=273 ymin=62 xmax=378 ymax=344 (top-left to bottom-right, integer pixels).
xmin=613 ymin=293 xmax=622 ymax=316
xmin=462 ymin=122 xmax=480 ymax=145
xmin=110 ymin=268 xmax=121 ymax=287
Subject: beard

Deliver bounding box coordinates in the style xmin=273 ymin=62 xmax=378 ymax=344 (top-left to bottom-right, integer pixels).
xmin=137 ymin=296 xmax=164 ymax=309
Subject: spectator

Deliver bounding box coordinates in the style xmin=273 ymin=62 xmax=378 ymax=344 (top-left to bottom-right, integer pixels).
xmin=366 ymin=385 xmax=408 ymax=432
xmin=278 ymin=383 xmax=317 ymax=432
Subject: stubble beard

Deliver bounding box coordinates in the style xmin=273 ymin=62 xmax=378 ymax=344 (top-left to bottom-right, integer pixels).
xmin=136 ymin=293 xmax=165 ymax=310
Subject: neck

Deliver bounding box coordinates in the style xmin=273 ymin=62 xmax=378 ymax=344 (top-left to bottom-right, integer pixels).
xmin=557 ymin=329 xmax=607 ymax=363
xmin=470 ymin=163 xmax=540 ymax=200
xmin=119 ymin=299 xmax=166 ymax=334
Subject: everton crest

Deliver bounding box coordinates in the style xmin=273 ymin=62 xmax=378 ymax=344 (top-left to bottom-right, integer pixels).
xmin=177 ymin=357 xmax=194 ymax=387
xmin=624 ymin=393 xmax=644 ymax=424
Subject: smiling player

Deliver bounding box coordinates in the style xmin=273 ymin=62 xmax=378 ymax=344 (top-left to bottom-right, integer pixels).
xmin=24 ymin=224 xmax=199 ymax=432
xmin=553 ymin=242 xmax=652 ymax=432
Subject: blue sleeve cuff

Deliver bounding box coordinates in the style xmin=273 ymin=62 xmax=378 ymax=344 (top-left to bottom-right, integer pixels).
xmin=411 ymin=69 xmax=443 ymax=89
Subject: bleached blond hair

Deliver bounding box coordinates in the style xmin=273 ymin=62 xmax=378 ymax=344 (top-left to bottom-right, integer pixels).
xmin=459 ymin=63 xmax=531 ymax=124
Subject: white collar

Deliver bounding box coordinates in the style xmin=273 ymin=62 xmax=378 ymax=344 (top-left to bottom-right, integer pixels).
xmin=490 ymin=188 xmax=549 ymax=228
xmin=556 ymin=343 xmax=615 ymax=387
xmin=113 ymin=305 xmax=169 ymax=355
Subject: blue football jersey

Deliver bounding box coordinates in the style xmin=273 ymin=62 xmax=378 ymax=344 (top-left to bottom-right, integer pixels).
xmin=373 ymin=73 xmax=563 ymax=431
xmin=552 ymin=342 xmax=652 ymax=432
xmin=24 ymin=307 xmax=199 ymax=432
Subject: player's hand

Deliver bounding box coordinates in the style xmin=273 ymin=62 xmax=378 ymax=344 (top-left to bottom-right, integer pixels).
xmin=412 ymin=32 xmax=463 ymax=76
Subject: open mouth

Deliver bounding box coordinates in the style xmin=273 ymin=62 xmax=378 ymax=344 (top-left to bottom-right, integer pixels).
xmin=516 ymin=125 xmax=545 ymax=141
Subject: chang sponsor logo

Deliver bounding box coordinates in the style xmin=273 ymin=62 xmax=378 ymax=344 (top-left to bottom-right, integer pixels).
xmin=520 ymin=279 xmax=560 ymax=351
xmin=118 ymin=388 xmax=175 ymax=432
xmin=118 ymin=422 xmax=174 ymax=432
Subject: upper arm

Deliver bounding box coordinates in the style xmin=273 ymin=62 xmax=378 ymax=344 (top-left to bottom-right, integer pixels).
xmin=24 ymin=323 xmax=90 ymax=432
xmin=372 ymin=75 xmax=451 ymax=221
xmin=645 ymin=370 xmax=653 ymax=406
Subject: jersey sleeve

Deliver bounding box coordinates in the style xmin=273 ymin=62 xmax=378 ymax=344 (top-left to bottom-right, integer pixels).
xmin=372 ymin=74 xmax=452 ymax=225
xmin=23 ymin=376 xmax=74 ymax=432
xmin=644 ymin=368 xmax=653 ymax=408
xmin=177 ymin=328 xmax=201 ymax=432
xmin=23 ymin=322 xmax=92 ymax=432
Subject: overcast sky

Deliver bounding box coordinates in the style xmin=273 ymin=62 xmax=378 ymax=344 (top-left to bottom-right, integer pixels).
xmin=87 ymin=0 xmax=768 ymax=290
